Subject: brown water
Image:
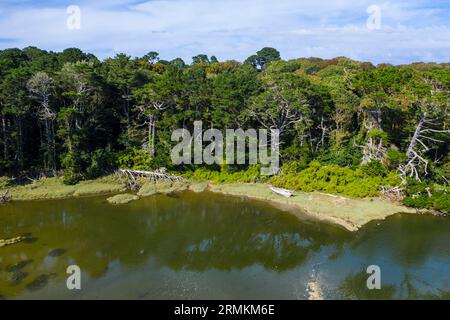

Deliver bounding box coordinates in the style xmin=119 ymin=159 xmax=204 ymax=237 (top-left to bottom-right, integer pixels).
xmin=0 ymin=191 xmax=449 ymax=299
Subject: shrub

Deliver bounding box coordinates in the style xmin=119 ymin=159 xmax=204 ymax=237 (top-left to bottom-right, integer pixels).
xmin=85 ymin=147 xmax=116 ymax=179
xmin=386 ymin=149 xmax=406 ymax=169
xmin=185 ymin=164 xmax=263 ymax=183
xmin=317 ymin=145 xmax=362 ymax=167
xmin=269 ymin=161 xmax=400 ymax=198
xmin=402 ymin=179 xmax=450 ymax=213
xmin=61 ymin=151 xmax=82 ymax=185
xmin=360 ymin=161 xmax=387 ymax=177
xmin=0 ymin=176 xmax=11 ymax=189
xmin=117 ymin=148 xmax=152 ymax=170
xmin=403 ymin=191 xmax=449 ymax=213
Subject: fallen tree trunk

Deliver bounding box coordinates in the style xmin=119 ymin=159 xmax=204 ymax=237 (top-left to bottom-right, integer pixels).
xmin=116 ymin=169 xmax=185 ymax=191
xmin=117 ymin=169 xmax=185 ymax=182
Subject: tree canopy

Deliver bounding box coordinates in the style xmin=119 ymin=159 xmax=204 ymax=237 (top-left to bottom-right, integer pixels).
xmin=0 ymin=47 xmax=448 ymax=200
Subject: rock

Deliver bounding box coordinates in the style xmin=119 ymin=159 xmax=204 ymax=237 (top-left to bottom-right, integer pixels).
xmin=107 ymin=193 xmax=139 ymax=205
xmin=26 ymin=274 xmax=50 ymax=292
xmin=6 ymin=259 xmax=33 ymax=273
xmin=10 ymin=271 xmax=28 ymax=285
xmin=48 ymin=248 xmax=67 ymax=257
xmin=306 ymin=281 xmax=323 ymax=300
xmin=138 ymin=181 xmax=190 ymax=197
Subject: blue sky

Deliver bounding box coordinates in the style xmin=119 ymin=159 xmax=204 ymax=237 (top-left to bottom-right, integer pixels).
xmin=0 ymin=0 xmax=449 ymax=64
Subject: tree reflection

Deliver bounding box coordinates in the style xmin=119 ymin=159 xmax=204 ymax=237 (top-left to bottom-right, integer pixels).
xmin=0 ymin=191 xmax=349 ymax=298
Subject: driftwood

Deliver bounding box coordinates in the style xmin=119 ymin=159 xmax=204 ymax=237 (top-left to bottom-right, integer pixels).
xmin=379 ymin=186 xmax=404 ymax=202
xmin=116 ymin=169 xmax=185 ymax=191
xmin=0 ymin=235 xmax=26 ymax=248
xmin=0 ymin=190 xmax=11 ymax=204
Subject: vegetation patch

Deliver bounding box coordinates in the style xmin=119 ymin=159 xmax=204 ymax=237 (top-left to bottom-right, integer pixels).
xmin=138 ymin=181 xmax=190 ymax=197
xmin=107 ymin=194 xmax=139 ymax=205
xmin=3 ymin=176 xmax=125 ymax=201
xmin=189 ymin=181 xmax=209 ymax=193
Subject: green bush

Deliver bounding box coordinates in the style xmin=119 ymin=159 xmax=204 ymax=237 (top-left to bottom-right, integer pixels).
xmin=317 ymin=145 xmax=362 ymax=167
xmin=85 ymin=147 xmax=116 ymax=179
xmin=117 ymin=148 xmax=152 ymax=170
xmin=386 ymin=149 xmax=406 ymax=169
xmin=403 ymin=191 xmax=449 ymax=213
xmin=269 ymin=161 xmax=401 ymax=198
xmin=403 ymin=180 xmax=450 ymax=213
xmin=63 ymin=169 xmax=81 ymax=185
xmin=61 ymin=151 xmax=82 ymax=185
xmin=360 ymin=161 xmax=387 ymax=177
xmin=185 ymin=164 xmax=263 ymax=183
xmin=0 ymin=176 xmax=11 ymax=189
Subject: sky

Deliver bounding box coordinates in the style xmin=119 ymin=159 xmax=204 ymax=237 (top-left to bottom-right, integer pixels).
xmin=0 ymin=0 xmax=449 ymax=64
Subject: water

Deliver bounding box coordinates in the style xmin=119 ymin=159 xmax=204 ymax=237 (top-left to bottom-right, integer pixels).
xmin=0 ymin=191 xmax=448 ymax=299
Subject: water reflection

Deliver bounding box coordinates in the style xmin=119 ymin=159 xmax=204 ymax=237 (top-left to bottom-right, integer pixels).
xmin=0 ymin=191 xmax=448 ymax=299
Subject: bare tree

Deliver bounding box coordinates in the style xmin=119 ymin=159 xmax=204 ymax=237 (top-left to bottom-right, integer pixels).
xmin=399 ymin=78 xmax=449 ymax=183
xmin=27 ymin=72 xmax=56 ymax=170
xmin=136 ymin=100 xmax=169 ymax=157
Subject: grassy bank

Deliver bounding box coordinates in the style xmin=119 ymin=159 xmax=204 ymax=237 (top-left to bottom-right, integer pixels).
xmin=1 ymin=175 xmax=126 ymax=201
xmin=0 ymin=174 xmax=417 ymax=232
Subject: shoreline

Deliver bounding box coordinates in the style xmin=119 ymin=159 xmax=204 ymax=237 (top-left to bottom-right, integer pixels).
xmin=207 ymin=183 xmax=416 ymax=232
xmin=1 ymin=176 xmax=417 ymax=231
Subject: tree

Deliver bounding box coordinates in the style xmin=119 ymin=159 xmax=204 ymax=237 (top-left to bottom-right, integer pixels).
xmin=170 ymin=58 xmax=186 ymax=68
xmin=27 ymin=71 xmax=56 ymax=170
xmin=353 ymin=66 xmax=415 ymax=162
xmin=0 ymin=67 xmax=32 ymax=170
xmin=399 ymin=74 xmax=450 ymax=182
xmin=133 ymin=70 xmax=179 ymax=157
xmin=244 ymin=47 xmax=281 ymax=70
xmin=143 ymin=51 xmax=160 ymax=64
xmin=248 ymin=72 xmax=311 ymax=139
xmin=102 ymin=54 xmax=150 ymax=146
xmin=192 ymin=54 xmax=210 ymax=65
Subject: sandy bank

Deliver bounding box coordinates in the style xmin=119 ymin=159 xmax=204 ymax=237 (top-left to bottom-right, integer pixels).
xmin=208 ymin=183 xmax=416 ymax=231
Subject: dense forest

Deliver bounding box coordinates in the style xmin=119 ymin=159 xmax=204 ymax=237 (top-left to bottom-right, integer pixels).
xmin=0 ymin=47 xmax=448 ymax=211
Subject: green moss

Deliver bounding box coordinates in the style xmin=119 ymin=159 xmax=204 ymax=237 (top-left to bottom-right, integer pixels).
xmin=107 ymin=194 xmax=139 ymax=205
xmin=137 ymin=181 xmax=190 ymax=197
xmin=6 ymin=175 xmax=126 ymax=201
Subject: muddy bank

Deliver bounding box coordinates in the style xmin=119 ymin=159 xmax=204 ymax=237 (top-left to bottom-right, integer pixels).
xmin=207 ymin=183 xmax=416 ymax=231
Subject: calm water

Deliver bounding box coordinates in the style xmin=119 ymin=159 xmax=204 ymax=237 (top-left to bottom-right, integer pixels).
xmin=0 ymin=191 xmax=448 ymax=300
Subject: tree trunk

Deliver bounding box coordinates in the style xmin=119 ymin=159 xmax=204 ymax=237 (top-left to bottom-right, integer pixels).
xmin=16 ymin=117 xmax=24 ymax=169
xmin=406 ymin=115 xmax=425 ymax=157
xmin=2 ymin=114 xmax=8 ymax=161
xmin=149 ymin=115 xmax=156 ymax=157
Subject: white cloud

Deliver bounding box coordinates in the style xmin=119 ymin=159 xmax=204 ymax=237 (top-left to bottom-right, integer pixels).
xmin=0 ymin=0 xmax=449 ymax=64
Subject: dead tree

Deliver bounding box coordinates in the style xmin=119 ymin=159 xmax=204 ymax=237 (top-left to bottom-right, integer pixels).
xmin=136 ymin=101 xmax=168 ymax=157
xmin=27 ymin=72 xmax=57 ymax=170
xmin=116 ymin=169 xmax=185 ymax=190
xmin=398 ymin=113 xmax=449 ymax=183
